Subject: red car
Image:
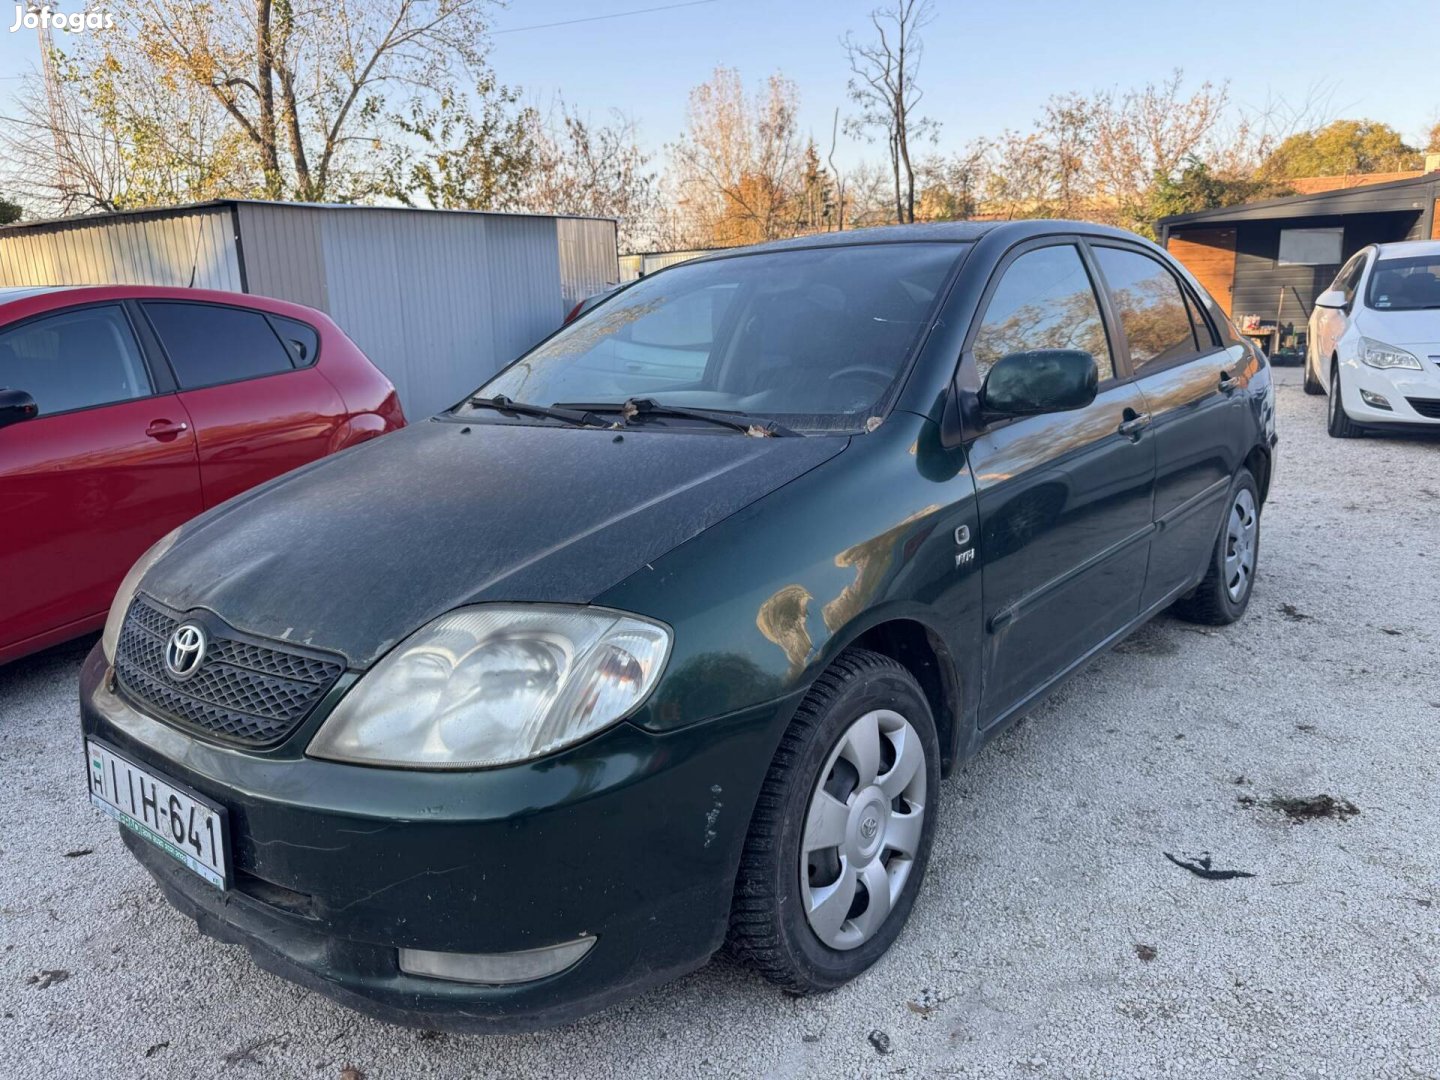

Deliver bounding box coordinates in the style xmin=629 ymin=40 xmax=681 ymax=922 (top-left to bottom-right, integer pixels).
xmin=0 ymin=286 xmax=405 ymax=665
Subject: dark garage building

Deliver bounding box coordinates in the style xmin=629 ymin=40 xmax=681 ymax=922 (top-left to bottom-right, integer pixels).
xmin=1158 ymin=173 xmax=1440 ymax=356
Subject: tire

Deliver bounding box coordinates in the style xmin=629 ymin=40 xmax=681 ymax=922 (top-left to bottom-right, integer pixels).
xmin=1172 ymin=469 xmax=1261 ymax=626
xmin=1327 ymin=362 xmax=1364 ymax=438
xmin=728 ymin=648 xmax=940 ymax=994
xmin=1303 ymin=354 xmax=1324 ymax=395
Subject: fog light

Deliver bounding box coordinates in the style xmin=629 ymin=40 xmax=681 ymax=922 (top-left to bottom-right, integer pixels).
xmin=1359 ymin=389 xmax=1392 ymax=410
xmin=398 ymin=935 xmax=596 ymax=985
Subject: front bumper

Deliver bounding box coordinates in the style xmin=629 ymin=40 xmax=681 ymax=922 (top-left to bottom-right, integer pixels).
xmin=1338 ymin=355 xmax=1440 ymax=426
xmin=79 ymin=643 xmax=792 ymax=1032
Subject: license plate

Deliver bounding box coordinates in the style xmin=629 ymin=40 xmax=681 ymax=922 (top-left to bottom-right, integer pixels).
xmin=85 ymin=739 xmax=230 ymax=890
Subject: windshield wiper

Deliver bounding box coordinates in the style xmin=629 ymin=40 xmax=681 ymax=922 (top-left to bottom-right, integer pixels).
xmin=554 ymin=398 xmax=800 ymax=437
xmin=464 ymin=394 xmax=607 ymax=428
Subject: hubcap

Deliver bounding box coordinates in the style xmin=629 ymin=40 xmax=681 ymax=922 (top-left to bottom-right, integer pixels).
xmin=1224 ymin=487 xmax=1258 ymax=602
xmin=800 ymin=709 xmax=927 ymax=951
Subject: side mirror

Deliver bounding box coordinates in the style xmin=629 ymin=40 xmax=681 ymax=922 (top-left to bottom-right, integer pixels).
xmin=1315 ymin=289 xmax=1348 ymax=310
xmin=0 ymin=388 xmax=38 ymax=430
xmin=980 ymin=350 xmax=1099 ymax=419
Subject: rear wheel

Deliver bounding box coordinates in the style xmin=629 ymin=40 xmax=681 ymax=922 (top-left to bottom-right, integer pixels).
xmin=728 ymin=649 xmax=939 ymax=994
xmin=1173 ymin=469 xmax=1260 ymax=626
xmin=1327 ymin=362 xmax=1363 ymax=438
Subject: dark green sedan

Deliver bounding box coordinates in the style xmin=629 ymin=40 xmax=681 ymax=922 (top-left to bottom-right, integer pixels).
xmin=80 ymin=220 xmax=1276 ymax=1031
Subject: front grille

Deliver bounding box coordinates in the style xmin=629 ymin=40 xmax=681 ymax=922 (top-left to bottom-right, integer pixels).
xmin=1406 ymin=397 xmax=1440 ymax=419
xmin=114 ymin=596 xmax=344 ymax=747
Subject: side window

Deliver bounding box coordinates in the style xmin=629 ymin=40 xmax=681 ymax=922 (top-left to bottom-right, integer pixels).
xmin=1093 ymin=247 xmax=1198 ymax=371
xmin=0 ymin=305 xmax=153 ymax=417
xmin=971 ymin=244 xmax=1114 ymax=382
xmin=269 ymin=315 xmax=319 ymax=367
xmin=143 ymin=302 xmax=295 ymax=390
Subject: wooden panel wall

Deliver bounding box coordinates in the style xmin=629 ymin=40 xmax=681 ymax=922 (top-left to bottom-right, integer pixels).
xmin=1167 ymin=228 xmax=1237 ymax=315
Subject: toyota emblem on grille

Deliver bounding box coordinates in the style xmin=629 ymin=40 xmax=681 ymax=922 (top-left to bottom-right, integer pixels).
xmin=164 ymin=623 xmax=208 ymax=680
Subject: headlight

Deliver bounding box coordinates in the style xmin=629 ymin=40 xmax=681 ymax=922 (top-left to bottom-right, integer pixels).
xmin=307 ymin=605 xmax=671 ymax=769
xmin=1360 ymin=338 xmax=1422 ymax=370
xmin=101 ymin=527 xmax=182 ymax=663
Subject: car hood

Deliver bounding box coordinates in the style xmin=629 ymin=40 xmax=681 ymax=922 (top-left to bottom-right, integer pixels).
xmin=1356 ymin=309 xmax=1440 ymax=347
xmin=142 ymin=418 xmax=847 ymax=667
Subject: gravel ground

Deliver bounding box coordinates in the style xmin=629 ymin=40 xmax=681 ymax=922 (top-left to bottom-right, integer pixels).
xmin=2 ymin=364 xmax=1438 ymax=1080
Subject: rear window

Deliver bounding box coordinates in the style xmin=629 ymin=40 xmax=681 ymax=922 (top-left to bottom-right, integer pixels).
xmin=270 ymin=315 xmax=320 ymax=366
xmin=143 ymin=302 xmax=296 ymax=389
xmin=1093 ymin=247 xmax=1198 ymax=370
xmin=1366 ymin=256 xmax=1440 ymax=311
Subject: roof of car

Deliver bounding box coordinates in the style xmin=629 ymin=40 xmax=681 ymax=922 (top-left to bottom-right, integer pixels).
xmin=0 ymin=286 xmax=72 ymax=306
xmin=683 ymin=219 xmax=1152 ymax=262
xmin=0 ymin=284 xmax=334 ymax=327
xmin=1374 ymin=239 xmax=1440 ymax=260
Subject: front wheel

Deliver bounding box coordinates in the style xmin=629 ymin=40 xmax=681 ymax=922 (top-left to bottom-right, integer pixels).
xmin=1303 ymin=354 xmax=1325 ymax=395
xmin=728 ymin=649 xmax=940 ymax=994
xmin=1172 ymin=469 xmax=1260 ymax=626
xmin=1327 ymin=363 xmax=1364 ymax=438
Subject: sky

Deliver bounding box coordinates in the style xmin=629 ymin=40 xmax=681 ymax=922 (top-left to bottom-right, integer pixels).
xmin=2 ymin=0 xmax=1438 ymax=174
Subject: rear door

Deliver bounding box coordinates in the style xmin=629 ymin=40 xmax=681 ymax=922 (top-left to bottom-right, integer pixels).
xmin=139 ymin=300 xmax=348 ymax=507
xmin=0 ymin=303 xmax=201 ymax=654
xmin=1088 ymin=243 xmax=1246 ymax=609
xmin=964 ymin=240 xmax=1157 ymax=728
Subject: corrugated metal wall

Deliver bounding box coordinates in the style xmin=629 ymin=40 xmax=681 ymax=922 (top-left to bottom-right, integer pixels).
xmin=618 ymin=248 xmax=712 ymax=281
xmin=0 ymin=202 xmax=617 ymax=418
xmin=237 ymin=205 xmax=616 ymax=417
xmin=0 ymin=208 xmax=243 ymax=290
xmin=557 ymin=217 xmax=619 ymax=307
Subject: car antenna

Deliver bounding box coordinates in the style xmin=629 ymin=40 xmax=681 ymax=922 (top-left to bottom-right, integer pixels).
xmin=186 ymin=217 xmax=204 ymax=288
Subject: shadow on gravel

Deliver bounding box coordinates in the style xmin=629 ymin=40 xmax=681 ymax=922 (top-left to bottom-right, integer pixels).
xmin=0 ymin=634 xmax=98 ymax=701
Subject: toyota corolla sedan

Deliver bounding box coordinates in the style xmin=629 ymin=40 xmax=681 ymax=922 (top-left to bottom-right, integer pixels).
xmin=1307 ymin=239 xmax=1440 ymax=436
xmin=80 ymin=221 xmax=1276 ymax=1032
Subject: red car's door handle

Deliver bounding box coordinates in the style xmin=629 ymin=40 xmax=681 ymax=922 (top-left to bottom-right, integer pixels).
xmin=145 ymin=419 xmax=190 ymax=440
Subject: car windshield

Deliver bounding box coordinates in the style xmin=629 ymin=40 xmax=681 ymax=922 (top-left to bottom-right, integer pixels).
xmin=468 ymin=242 xmax=967 ymax=433
xmin=1366 ymin=255 xmax=1440 ymax=311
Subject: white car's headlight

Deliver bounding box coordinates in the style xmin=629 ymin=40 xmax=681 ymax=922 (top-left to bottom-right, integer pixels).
xmin=1360 ymin=338 xmax=1422 ymax=370
xmin=307 ymin=605 xmax=671 ymax=769
xmin=101 ymin=527 xmax=182 ymax=663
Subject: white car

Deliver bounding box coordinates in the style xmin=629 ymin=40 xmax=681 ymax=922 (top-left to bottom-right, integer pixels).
xmin=1307 ymin=240 xmax=1440 ymax=437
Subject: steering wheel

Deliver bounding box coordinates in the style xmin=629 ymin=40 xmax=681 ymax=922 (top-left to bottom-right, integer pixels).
xmin=827 ymin=364 xmax=894 ymax=385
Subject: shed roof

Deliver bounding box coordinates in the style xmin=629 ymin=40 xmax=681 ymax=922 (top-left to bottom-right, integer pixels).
xmin=1158 ymin=173 xmax=1440 ymax=230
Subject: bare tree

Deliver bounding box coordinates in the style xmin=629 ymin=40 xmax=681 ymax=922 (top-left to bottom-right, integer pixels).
xmin=842 ymin=0 xmax=937 ymax=224
xmin=523 ymin=102 xmax=662 ymax=252
xmin=381 ymin=75 xmax=538 ymax=213
xmin=116 ymin=0 xmax=493 ymax=201
xmin=669 ymin=67 xmax=803 ymax=246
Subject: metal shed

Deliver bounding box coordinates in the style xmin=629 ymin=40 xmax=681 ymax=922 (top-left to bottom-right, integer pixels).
xmin=0 ymin=201 xmax=619 ymax=417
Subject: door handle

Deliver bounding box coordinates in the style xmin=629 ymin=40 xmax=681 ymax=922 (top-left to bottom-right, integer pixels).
xmin=145 ymin=419 xmax=189 ymax=440
xmin=1219 ymin=370 xmax=1238 ymax=395
xmin=1117 ymin=410 xmax=1151 ymax=439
